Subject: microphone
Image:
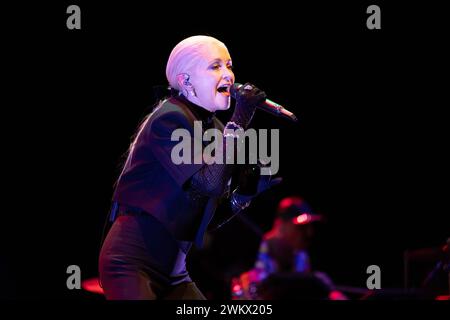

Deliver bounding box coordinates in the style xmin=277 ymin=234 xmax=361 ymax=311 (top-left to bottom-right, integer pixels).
xmin=231 ymin=83 xmax=298 ymax=122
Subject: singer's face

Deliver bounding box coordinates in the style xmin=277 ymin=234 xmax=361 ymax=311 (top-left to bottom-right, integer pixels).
xmin=187 ymin=44 xmax=234 ymax=112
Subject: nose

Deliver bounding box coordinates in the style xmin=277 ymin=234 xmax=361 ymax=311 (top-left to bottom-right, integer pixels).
xmin=222 ymin=68 xmax=234 ymax=82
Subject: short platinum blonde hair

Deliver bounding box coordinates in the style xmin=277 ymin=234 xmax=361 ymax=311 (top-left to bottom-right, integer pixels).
xmin=165 ymin=35 xmax=228 ymax=90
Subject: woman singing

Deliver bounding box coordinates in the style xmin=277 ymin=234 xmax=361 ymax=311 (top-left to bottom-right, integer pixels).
xmin=99 ymin=35 xmax=273 ymax=299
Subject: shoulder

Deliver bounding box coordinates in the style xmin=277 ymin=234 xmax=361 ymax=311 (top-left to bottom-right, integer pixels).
xmin=152 ymin=97 xmax=197 ymax=124
xmin=144 ymin=97 xmax=198 ymax=135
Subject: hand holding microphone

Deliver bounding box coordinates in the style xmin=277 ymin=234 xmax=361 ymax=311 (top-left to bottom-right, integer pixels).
xmin=231 ymin=82 xmax=298 ymax=123
xmin=230 ymin=82 xmax=267 ymax=129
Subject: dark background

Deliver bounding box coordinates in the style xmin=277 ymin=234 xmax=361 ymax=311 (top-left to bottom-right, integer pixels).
xmin=2 ymin=1 xmax=448 ymax=299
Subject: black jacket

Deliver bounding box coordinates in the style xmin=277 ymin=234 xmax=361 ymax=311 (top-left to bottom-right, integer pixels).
xmin=113 ymin=95 xmax=226 ymax=244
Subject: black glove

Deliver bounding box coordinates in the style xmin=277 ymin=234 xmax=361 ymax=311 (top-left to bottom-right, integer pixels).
xmin=230 ymin=83 xmax=267 ymax=129
xmin=230 ymin=163 xmax=282 ymax=213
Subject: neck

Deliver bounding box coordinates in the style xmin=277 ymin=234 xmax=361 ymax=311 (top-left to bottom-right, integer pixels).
xmin=185 ymin=95 xmax=215 ymax=113
xmin=175 ymin=94 xmax=215 ymax=125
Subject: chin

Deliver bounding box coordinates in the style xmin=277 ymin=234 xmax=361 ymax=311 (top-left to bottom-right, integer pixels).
xmin=219 ymin=104 xmax=231 ymax=111
xmin=214 ymin=100 xmax=231 ymax=111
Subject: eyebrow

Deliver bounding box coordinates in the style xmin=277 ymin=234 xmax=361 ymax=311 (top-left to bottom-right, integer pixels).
xmin=208 ymin=58 xmax=232 ymax=65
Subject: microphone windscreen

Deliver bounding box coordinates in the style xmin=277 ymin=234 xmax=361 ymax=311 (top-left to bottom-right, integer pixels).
xmin=230 ymin=83 xmax=243 ymax=99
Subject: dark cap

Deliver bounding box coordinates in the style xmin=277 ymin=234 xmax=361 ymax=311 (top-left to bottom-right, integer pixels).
xmin=277 ymin=196 xmax=325 ymax=225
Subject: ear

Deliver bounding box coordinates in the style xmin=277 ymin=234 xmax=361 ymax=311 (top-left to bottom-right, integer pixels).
xmin=176 ymin=73 xmax=192 ymax=89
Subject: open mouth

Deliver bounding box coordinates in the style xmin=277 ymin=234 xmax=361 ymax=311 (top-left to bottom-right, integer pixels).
xmin=217 ymin=84 xmax=231 ymax=96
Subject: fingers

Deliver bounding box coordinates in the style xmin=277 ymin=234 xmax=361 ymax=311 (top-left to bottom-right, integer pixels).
xmin=238 ymin=82 xmax=267 ymax=105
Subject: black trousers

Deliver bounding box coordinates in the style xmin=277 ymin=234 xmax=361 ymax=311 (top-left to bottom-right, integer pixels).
xmin=99 ymin=212 xmax=206 ymax=300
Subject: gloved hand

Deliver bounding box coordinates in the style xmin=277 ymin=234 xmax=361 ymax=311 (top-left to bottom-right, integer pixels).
xmin=230 ymin=83 xmax=267 ymax=129
xmin=236 ymin=164 xmax=282 ymax=196
xmin=230 ymin=163 xmax=282 ymax=213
